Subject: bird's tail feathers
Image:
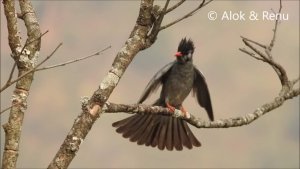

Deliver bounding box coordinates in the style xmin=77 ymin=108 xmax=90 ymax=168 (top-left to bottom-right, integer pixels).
xmin=112 ymin=100 xmax=201 ymax=150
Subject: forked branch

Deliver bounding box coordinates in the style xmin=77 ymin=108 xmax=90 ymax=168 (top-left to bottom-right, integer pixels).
xmin=160 ymin=0 xmax=213 ymax=31
xmin=239 ymin=0 xmax=290 ymax=88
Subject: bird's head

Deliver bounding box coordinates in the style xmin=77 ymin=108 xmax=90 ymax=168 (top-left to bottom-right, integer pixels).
xmin=175 ymin=38 xmax=195 ymax=63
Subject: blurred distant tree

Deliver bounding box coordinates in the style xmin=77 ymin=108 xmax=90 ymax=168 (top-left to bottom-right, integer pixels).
xmin=1 ymin=0 xmax=299 ymax=169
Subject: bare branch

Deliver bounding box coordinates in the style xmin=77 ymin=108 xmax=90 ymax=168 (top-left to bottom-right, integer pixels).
xmin=0 ymin=103 xmax=21 ymax=115
xmin=0 ymin=43 xmax=62 ymax=116
xmin=242 ymin=38 xmax=269 ymax=61
xmin=186 ymin=88 xmax=299 ymax=128
xmin=104 ymin=87 xmax=299 ymax=128
xmin=163 ymin=0 xmax=171 ymax=11
xmin=19 ymin=0 xmax=41 ymax=52
xmin=240 ymin=36 xmax=267 ymax=49
xmin=2 ymin=0 xmax=42 ymax=168
xmin=36 ymin=45 xmax=111 ymax=72
xmin=0 ymin=43 xmax=62 ymax=93
xmin=240 ymin=0 xmax=289 ymax=87
xmin=1 ymin=30 xmax=49 ymax=92
xmin=48 ymin=1 xmax=155 ymax=168
xmin=146 ymin=0 xmax=170 ymax=43
xmin=165 ymin=0 xmax=185 ymax=14
xmin=21 ymin=30 xmax=48 ymax=52
xmin=241 ymin=37 xmax=284 ymax=81
xmin=291 ymin=77 xmax=300 ymax=86
xmin=6 ymin=63 xmax=17 ymax=84
xmin=239 ymin=48 xmax=266 ymax=62
xmin=241 ymin=37 xmax=289 ymax=87
xmin=159 ymin=0 xmax=213 ymax=31
xmin=104 ymin=102 xmax=172 ymax=115
xmin=3 ymin=0 xmax=21 ymax=52
xmin=265 ymin=47 xmax=273 ymax=60
xmin=269 ymin=0 xmax=282 ymax=51
xmin=0 ymin=44 xmax=112 ymax=93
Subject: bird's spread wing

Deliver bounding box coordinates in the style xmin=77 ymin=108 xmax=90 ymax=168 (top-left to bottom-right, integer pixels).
xmin=192 ymin=67 xmax=214 ymax=121
xmin=138 ymin=62 xmax=174 ymax=103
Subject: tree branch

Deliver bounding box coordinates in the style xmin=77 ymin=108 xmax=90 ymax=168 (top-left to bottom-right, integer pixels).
xmin=159 ymin=0 xmax=213 ymax=31
xmin=0 ymin=43 xmax=63 ymax=116
xmin=1 ymin=45 xmax=112 ymax=115
xmin=240 ymin=36 xmax=266 ymax=49
xmin=35 ymin=45 xmax=111 ymax=72
xmin=104 ymin=87 xmax=299 ymax=128
xmin=291 ymin=77 xmax=300 ymax=86
xmin=3 ymin=0 xmax=22 ymax=52
xmin=48 ymin=1 xmax=155 ymax=168
xmin=1 ymin=30 xmax=49 ymax=92
xmin=0 ymin=103 xmax=22 ymax=115
xmin=0 ymin=43 xmax=62 ymax=93
xmin=240 ymin=0 xmax=289 ymax=88
xmin=165 ymin=0 xmax=185 ymax=14
xmin=238 ymin=48 xmax=265 ymax=62
xmin=146 ymin=0 xmax=170 ymax=43
xmin=2 ymin=0 xmax=41 ymax=168
xmin=269 ymin=0 xmax=282 ymax=51
xmin=6 ymin=63 xmax=17 ymax=85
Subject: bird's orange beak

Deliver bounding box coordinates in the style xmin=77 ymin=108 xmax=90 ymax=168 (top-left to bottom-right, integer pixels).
xmin=175 ymin=52 xmax=183 ymax=57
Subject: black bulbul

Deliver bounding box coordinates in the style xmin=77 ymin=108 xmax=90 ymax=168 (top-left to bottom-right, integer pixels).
xmin=112 ymin=38 xmax=214 ymax=151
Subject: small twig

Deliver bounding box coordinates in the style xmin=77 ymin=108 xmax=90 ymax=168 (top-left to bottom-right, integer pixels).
xmin=4 ymin=30 xmax=48 ymax=90
xmin=147 ymin=0 xmax=170 ymax=43
xmin=240 ymin=45 xmax=282 ymax=82
xmin=165 ymin=0 xmax=185 ymax=14
xmin=241 ymin=38 xmax=288 ymax=86
xmin=159 ymin=0 xmax=213 ymax=31
xmin=24 ymin=30 xmax=49 ymax=47
xmin=1 ymin=30 xmax=49 ymax=92
xmin=240 ymin=0 xmax=289 ymax=87
xmin=269 ymin=0 xmax=282 ymax=51
xmin=36 ymin=45 xmax=111 ymax=71
xmin=25 ymin=30 xmax=48 ymax=45
xmin=1 ymin=45 xmax=111 ymax=93
xmin=163 ymin=0 xmax=171 ymax=11
xmin=239 ymin=48 xmax=266 ymax=62
xmin=291 ymin=77 xmax=300 ymax=86
xmin=240 ymin=36 xmax=267 ymax=49
xmin=1 ymin=45 xmax=111 ymax=113
xmin=6 ymin=63 xmax=17 ymax=84
xmin=0 ymin=43 xmax=62 ymax=93
xmin=15 ymin=30 xmax=49 ymax=60
xmin=242 ymin=39 xmax=269 ymax=61
xmin=265 ymin=48 xmax=273 ymax=60
xmin=0 ymin=102 xmax=21 ymax=115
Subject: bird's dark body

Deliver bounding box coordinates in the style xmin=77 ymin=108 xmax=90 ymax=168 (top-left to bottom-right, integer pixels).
xmin=163 ymin=61 xmax=194 ymax=108
xmin=113 ymin=38 xmax=214 ymax=151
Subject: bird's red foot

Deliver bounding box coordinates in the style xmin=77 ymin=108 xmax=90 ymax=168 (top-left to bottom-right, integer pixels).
xmin=166 ymin=103 xmax=190 ymax=118
xmin=166 ymin=102 xmax=175 ymax=112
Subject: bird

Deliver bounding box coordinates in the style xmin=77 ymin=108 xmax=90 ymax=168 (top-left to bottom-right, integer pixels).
xmin=112 ymin=38 xmax=214 ymax=151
